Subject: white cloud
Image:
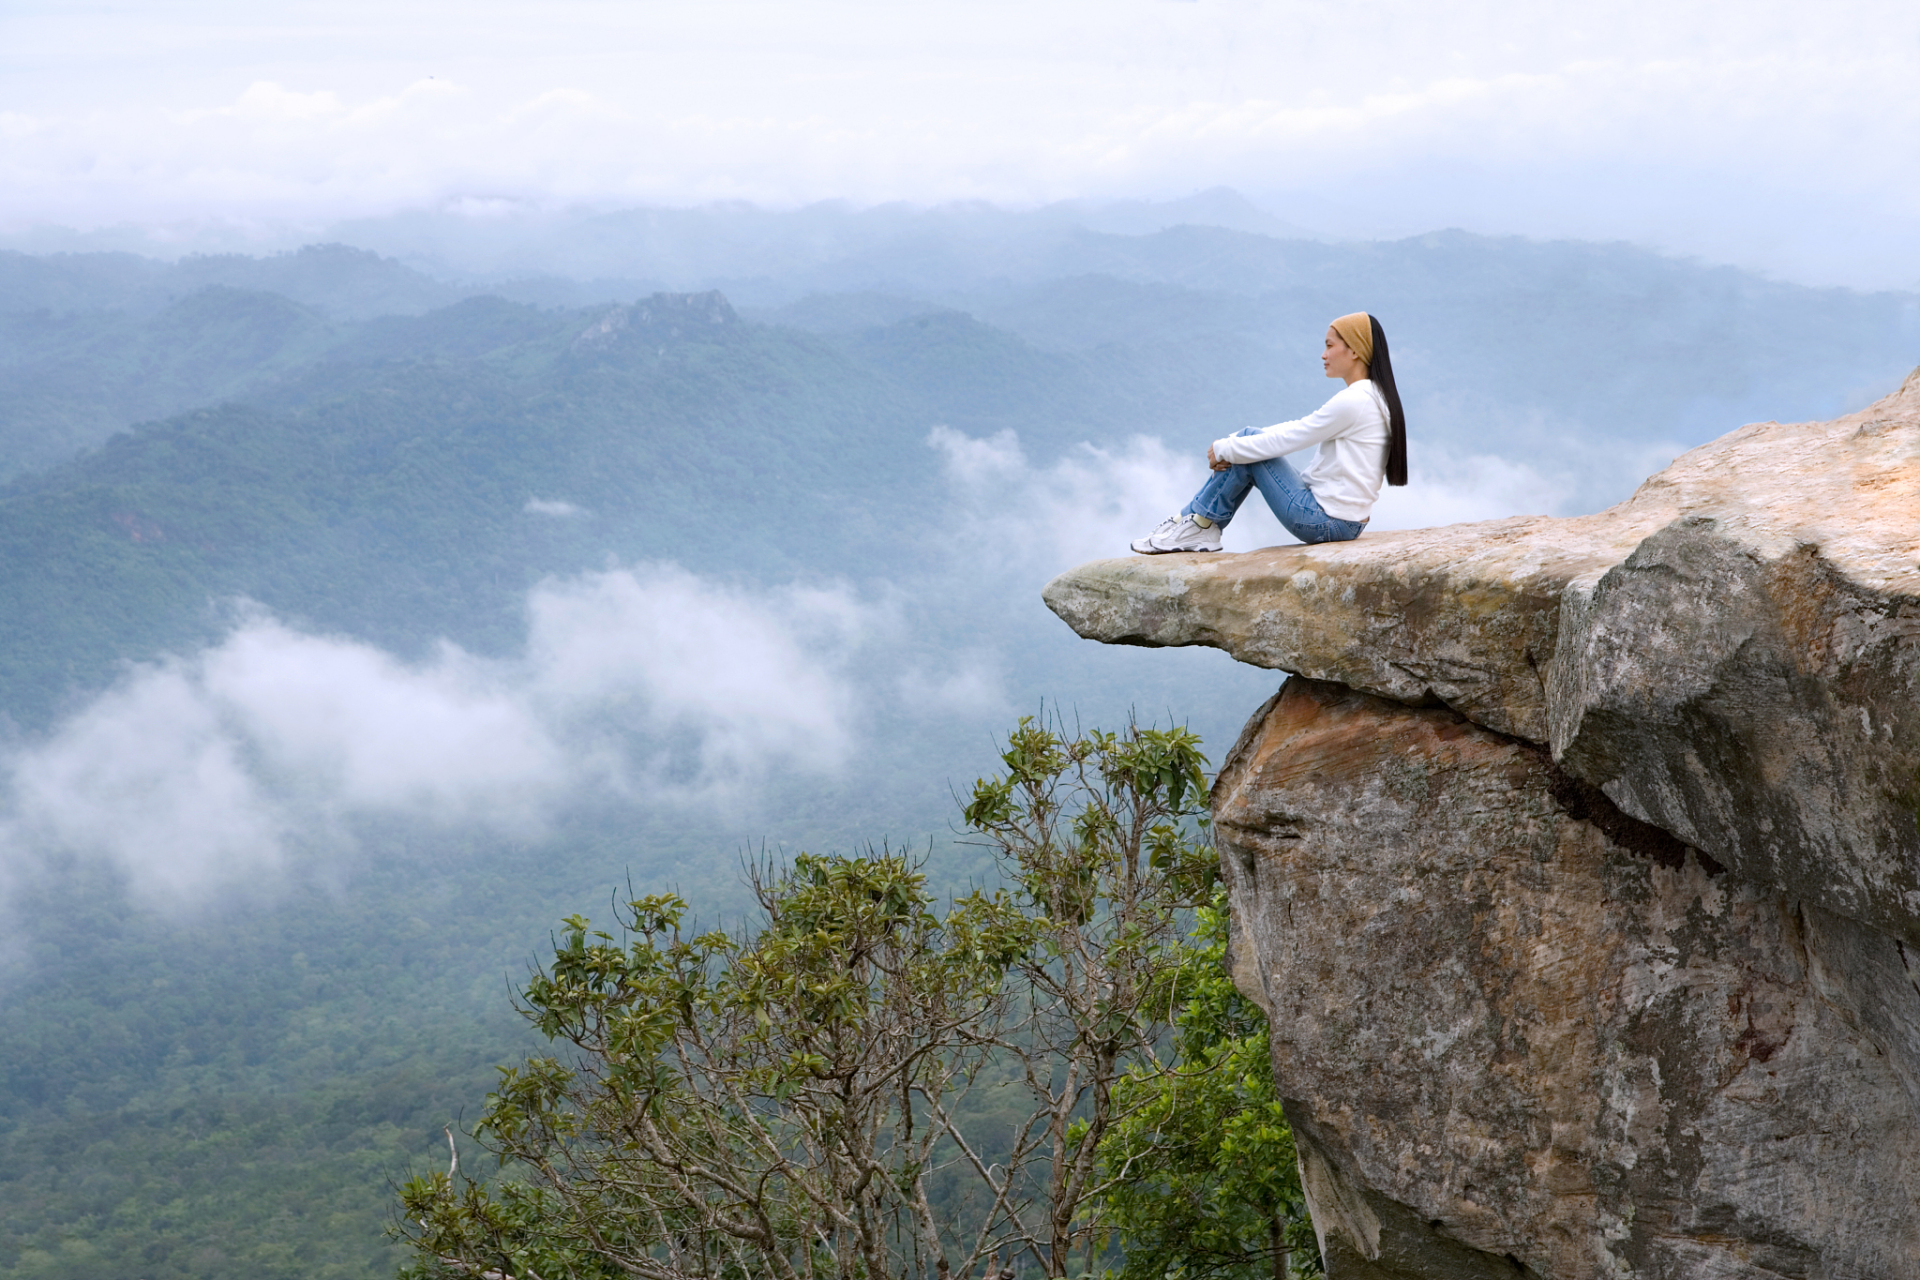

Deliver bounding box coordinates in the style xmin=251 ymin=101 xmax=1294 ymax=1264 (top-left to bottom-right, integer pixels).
xmin=204 ymin=619 xmax=567 ymax=824
xmin=524 ymin=564 xmax=872 ymax=786
xmin=928 ymin=425 xmax=1209 ymax=568
xmin=8 ymin=665 xmax=291 ymax=901
xmin=1367 ymin=450 xmax=1573 ymax=531
xmin=0 ymin=564 xmax=892 ymax=906
xmin=894 ymin=658 xmax=1011 ymax=723
xmin=0 ymin=0 xmax=1916 ymax=283
xmin=523 ymin=497 xmax=583 ymax=516
xmin=204 ymin=82 xmax=347 ymax=124
xmin=926 ymin=427 xmax=1028 ymax=488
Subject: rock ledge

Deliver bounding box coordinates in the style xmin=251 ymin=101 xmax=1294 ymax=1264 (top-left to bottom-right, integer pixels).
xmin=1046 ymin=372 xmax=1920 ymax=943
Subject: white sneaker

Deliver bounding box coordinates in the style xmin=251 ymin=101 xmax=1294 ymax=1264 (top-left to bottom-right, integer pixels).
xmin=1130 ymin=513 xmax=1181 ymax=551
xmin=1131 ymin=513 xmax=1222 ymax=554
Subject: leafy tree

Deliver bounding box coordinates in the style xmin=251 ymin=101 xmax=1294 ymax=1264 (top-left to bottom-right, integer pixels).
xmin=946 ymin=719 xmax=1218 ymax=1278
xmin=399 ymin=851 xmax=999 ymax=1280
xmin=397 ymin=717 xmax=1233 ymax=1280
xmin=1090 ymin=893 xmax=1319 ymax=1280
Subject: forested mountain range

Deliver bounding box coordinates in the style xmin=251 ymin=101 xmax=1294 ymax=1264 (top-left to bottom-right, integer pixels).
xmin=0 ymin=209 xmax=1915 ymax=1280
xmin=8 ymin=225 xmax=1916 ymax=487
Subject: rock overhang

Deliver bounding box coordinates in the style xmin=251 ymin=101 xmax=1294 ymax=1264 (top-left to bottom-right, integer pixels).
xmin=1041 ymin=516 xmax=1629 ymax=742
xmin=1044 ymin=368 xmax=1920 ymax=943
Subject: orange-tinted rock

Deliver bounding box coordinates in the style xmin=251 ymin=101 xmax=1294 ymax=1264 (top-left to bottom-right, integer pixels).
xmin=1215 ymin=679 xmax=1920 ymax=1279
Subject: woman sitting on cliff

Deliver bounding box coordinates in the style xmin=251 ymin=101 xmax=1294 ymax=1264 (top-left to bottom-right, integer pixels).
xmin=1131 ymin=313 xmax=1407 ymax=553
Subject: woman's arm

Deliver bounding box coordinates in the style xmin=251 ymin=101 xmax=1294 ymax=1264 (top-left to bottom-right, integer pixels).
xmin=1210 ymin=389 xmax=1364 ymax=467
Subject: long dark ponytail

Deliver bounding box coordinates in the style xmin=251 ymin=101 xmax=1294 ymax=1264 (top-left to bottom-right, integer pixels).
xmin=1368 ymin=314 xmax=1407 ymax=487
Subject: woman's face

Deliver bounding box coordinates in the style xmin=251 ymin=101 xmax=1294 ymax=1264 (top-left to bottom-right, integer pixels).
xmin=1323 ymin=328 xmax=1367 ymax=381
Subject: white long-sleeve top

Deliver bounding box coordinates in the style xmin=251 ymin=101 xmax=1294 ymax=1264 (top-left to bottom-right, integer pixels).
xmin=1211 ymin=381 xmax=1390 ymax=522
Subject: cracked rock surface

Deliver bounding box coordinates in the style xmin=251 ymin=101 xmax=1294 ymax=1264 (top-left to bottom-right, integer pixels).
xmin=1046 ymin=372 xmax=1920 ymax=1278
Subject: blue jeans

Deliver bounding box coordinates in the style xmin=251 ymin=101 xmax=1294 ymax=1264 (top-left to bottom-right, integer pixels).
xmin=1186 ymin=431 xmax=1368 ymax=545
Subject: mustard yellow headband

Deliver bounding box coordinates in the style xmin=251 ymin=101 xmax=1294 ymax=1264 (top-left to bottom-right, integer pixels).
xmin=1330 ymin=313 xmax=1374 ymax=367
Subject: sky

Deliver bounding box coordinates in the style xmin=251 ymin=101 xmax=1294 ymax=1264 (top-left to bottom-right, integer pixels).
xmin=3 ymin=0 xmax=1919 ymax=287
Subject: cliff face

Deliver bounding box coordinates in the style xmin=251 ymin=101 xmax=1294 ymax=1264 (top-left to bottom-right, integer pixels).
xmin=1044 ymin=370 xmax=1920 ymax=1278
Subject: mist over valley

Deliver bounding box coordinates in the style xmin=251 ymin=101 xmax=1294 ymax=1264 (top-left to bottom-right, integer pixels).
xmin=0 ymin=200 xmax=1916 ymax=1279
